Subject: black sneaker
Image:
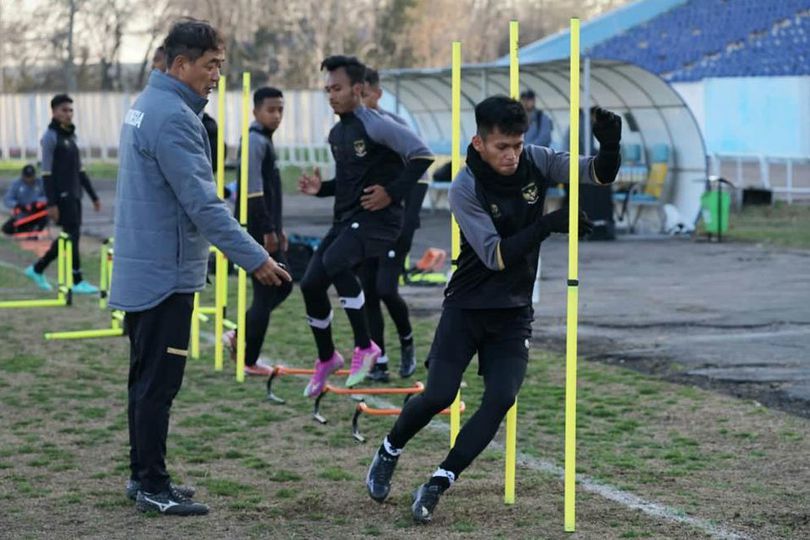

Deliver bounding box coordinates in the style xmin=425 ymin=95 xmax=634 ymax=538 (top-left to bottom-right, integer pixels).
xmin=399 ymin=342 xmax=416 ymax=378
xmin=366 ymin=448 xmax=399 ymax=502
xmin=366 ymin=363 xmax=390 ymax=383
xmin=411 ymin=483 xmax=443 ymax=524
xmin=126 ymin=479 xmax=195 ymax=501
xmin=135 ymin=489 xmax=209 ymax=516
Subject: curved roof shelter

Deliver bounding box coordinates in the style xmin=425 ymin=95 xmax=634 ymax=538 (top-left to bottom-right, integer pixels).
xmin=380 ymin=58 xmax=708 ymax=226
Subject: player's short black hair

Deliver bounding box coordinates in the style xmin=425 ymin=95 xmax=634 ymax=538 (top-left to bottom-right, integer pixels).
xmin=364 ymin=67 xmax=380 ymax=86
xmin=50 ymin=94 xmax=73 ymax=110
xmin=520 ymin=89 xmax=535 ymax=100
xmin=320 ymin=55 xmax=367 ymax=86
xmin=163 ymin=18 xmax=224 ymax=68
xmin=475 ymin=95 xmax=528 ymax=138
xmin=254 ymin=86 xmax=284 ymax=107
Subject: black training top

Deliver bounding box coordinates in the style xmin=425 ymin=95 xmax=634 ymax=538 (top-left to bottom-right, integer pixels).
xmin=317 ymin=106 xmax=433 ymax=224
xmin=40 ymin=119 xmax=97 ymax=206
xmin=445 ymin=145 xmax=602 ymax=309
xmin=235 ymin=121 xmax=283 ymax=236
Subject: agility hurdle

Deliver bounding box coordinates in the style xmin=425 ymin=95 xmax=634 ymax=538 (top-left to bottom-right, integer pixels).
xmin=312 ymin=382 xmax=426 ymax=425
xmin=191 ymin=77 xmax=237 ymax=361
xmin=44 ymin=238 xmax=126 ymax=340
xmin=266 ymin=365 xmax=353 ymax=403
xmin=0 ymin=232 xmax=73 ymax=309
xmin=353 ymin=400 xmax=467 ymax=443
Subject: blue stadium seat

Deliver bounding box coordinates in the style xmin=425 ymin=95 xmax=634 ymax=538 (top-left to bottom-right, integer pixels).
xmin=587 ymin=0 xmax=810 ymax=81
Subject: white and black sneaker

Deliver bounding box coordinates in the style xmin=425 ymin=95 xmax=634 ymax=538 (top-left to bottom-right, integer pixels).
xmin=411 ymin=483 xmax=443 ymax=524
xmin=126 ymin=479 xmax=195 ymax=501
xmin=366 ymin=448 xmax=399 ymax=502
xmin=135 ymin=489 xmax=209 ymax=516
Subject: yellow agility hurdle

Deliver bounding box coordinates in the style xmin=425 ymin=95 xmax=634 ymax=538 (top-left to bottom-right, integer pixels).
xmin=235 ymin=71 xmax=251 ymax=382
xmin=0 ymin=232 xmax=73 ymax=309
xmin=45 ymin=238 xmax=125 ymax=340
xmin=187 ymin=75 xmax=240 ymax=363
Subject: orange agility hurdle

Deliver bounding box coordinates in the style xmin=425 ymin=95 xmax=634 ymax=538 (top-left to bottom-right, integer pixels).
xmin=352 ymin=400 xmax=467 ymax=443
xmin=265 ymin=365 xmax=352 ymax=404
xmin=312 ymin=382 xmax=426 ymax=425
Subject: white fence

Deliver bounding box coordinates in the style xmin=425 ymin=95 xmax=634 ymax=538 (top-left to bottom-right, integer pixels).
xmin=0 ymin=90 xmax=336 ymax=165
xmin=709 ymin=154 xmax=810 ymax=203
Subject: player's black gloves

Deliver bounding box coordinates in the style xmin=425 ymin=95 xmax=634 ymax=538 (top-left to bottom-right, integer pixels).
xmin=591 ymin=107 xmax=622 ymax=184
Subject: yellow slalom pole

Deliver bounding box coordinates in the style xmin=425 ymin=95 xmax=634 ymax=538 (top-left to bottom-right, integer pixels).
xmin=504 ymin=19 xmax=519 ymax=506
xmin=564 ymin=17 xmax=581 ymax=533
xmin=191 ymin=293 xmax=200 ymax=359
xmin=236 ymin=72 xmax=250 ymax=383
xmin=215 ymin=75 xmax=227 ymax=371
xmin=449 ymin=41 xmax=462 ymax=448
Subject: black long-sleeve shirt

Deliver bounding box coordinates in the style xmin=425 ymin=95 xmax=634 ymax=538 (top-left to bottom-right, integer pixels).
xmin=317 ymin=106 xmax=433 ymax=224
xmin=446 ymin=145 xmax=614 ymax=309
xmin=235 ymin=122 xmax=283 ymax=236
xmin=40 ymin=119 xmax=98 ymax=206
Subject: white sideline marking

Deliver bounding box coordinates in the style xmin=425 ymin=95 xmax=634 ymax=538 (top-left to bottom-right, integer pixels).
xmin=197 ymin=331 xmax=749 ymax=540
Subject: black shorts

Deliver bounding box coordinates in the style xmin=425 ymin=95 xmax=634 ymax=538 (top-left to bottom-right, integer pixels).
xmin=426 ymin=305 xmax=533 ymax=375
xmin=316 ymin=212 xmax=402 ymax=275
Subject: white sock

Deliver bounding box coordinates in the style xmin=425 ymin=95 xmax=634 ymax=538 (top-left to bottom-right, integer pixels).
xmin=376 ymin=354 xmax=389 ymax=365
xmin=432 ymin=467 xmax=455 ymax=485
xmin=383 ymin=436 xmax=402 ymax=457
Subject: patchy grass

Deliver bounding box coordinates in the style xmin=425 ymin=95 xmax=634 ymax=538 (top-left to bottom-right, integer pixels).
xmin=1 ymin=235 xmax=809 ymax=538
xmin=726 ymin=202 xmax=810 ymax=249
xmin=0 ymin=159 xmax=119 ymax=181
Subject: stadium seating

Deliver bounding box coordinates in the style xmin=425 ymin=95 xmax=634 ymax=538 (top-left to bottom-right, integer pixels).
xmin=588 ymin=0 xmax=810 ymax=81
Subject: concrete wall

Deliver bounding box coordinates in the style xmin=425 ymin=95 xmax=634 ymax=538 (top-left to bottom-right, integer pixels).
xmin=674 ymin=76 xmax=810 ymax=159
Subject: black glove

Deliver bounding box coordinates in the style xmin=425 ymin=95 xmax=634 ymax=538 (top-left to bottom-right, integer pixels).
xmin=591 ymin=107 xmax=622 ymax=151
xmin=539 ymin=207 xmax=594 ymax=237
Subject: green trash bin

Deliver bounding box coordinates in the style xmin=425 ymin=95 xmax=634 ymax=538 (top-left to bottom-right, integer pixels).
xmin=700 ymin=177 xmax=732 ymax=239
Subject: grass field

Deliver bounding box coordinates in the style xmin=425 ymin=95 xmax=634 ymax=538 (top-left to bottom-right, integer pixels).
xmin=726 ymin=202 xmax=810 ymax=249
xmin=0 ymin=159 xmax=119 ymax=181
xmin=1 ymin=236 xmax=809 ymax=538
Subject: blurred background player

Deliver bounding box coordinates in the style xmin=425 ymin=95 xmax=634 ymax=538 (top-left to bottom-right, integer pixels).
xmin=358 ymin=67 xmax=428 ymax=382
xmin=2 ymin=164 xmax=48 ymax=236
xmin=520 ymin=89 xmax=553 ymax=147
xmin=223 ymin=87 xmax=293 ymax=376
xmin=298 ymin=55 xmax=433 ymax=396
xmin=24 ymin=94 xmax=101 ymax=294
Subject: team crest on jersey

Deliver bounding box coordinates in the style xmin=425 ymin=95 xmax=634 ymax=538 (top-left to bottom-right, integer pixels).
xmin=490 ymin=204 xmax=502 ymax=219
xmin=522 ymin=182 xmax=539 ymax=204
xmin=353 ymin=139 xmax=367 ymax=157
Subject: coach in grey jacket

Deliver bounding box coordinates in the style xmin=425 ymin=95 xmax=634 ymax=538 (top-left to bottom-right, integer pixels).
xmin=111 ymin=20 xmax=290 ymax=517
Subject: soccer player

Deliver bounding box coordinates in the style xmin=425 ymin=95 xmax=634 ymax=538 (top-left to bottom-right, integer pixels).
xmin=365 ymin=96 xmax=622 ymax=523
xmin=224 ymin=86 xmax=293 ymax=376
xmin=24 ymin=94 xmax=101 ymax=293
xmin=298 ymin=55 xmax=433 ymax=395
xmin=359 ymin=67 xmax=429 ymax=382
